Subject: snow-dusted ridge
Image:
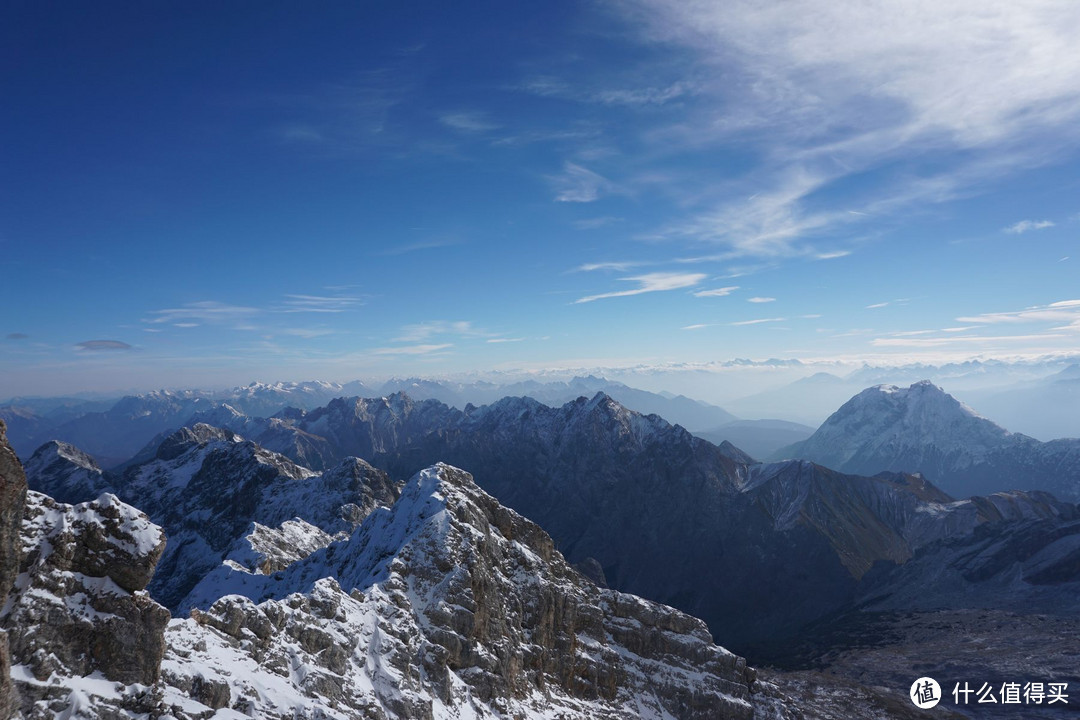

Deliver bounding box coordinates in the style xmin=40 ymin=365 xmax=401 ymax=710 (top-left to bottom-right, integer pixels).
xmin=163 ymin=463 xmax=755 ymax=719
xmin=3 ymin=451 xmax=759 ymax=718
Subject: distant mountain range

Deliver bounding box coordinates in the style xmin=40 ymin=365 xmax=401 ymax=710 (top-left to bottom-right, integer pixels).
xmin=777 ymin=380 xmax=1080 ymax=501
xmin=24 ymin=391 xmax=1080 ymax=663
xmin=1 ymin=377 xmax=738 ymax=462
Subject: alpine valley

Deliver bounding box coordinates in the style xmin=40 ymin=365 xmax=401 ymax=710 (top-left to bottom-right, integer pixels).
xmin=2 ymin=377 xmax=1079 ymax=718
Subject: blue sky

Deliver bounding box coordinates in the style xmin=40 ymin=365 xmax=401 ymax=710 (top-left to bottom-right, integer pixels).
xmin=2 ymin=0 xmax=1079 ymax=397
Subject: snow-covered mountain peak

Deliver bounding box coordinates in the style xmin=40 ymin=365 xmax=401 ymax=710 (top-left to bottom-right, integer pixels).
xmin=808 ymin=381 xmax=1013 ymax=458
xmin=171 ymin=462 xmax=757 ymax=719
xmin=23 ymin=439 xmax=112 ymax=505
xmin=28 ymin=439 xmax=100 ymax=472
xmin=780 ymin=380 xmax=1080 ymax=499
xmin=154 ymin=422 xmax=242 ymax=461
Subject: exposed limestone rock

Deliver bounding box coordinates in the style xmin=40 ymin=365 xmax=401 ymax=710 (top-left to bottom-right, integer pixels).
xmin=0 ymin=420 xmax=28 ymax=720
xmin=161 ymin=464 xmax=757 ymax=719
xmin=1 ymin=490 xmax=171 ymax=717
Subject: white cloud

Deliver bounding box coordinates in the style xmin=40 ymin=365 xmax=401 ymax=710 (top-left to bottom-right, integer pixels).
xmin=1004 ymin=219 xmax=1056 ymax=234
xmin=956 ymin=299 xmax=1080 ymax=328
xmin=522 ymin=76 xmax=699 ymax=107
xmin=872 ymin=334 xmax=1066 ymax=348
xmin=608 ymin=1 xmax=1080 ymax=259
xmin=681 ymin=323 xmax=710 ymax=330
xmin=693 ymin=285 xmax=739 ymax=297
xmin=628 ymin=1 xmax=1080 ymax=147
xmin=371 ymin=343 xmax=453 ymax=355
xmin=551 ymin=162 xmax=612 ymax=203
xmin=574 ymin=272 xmax=706 ymax=303
xmin=279 ymin=295 xmax=363 ymax=313
xmin=730 ymin=317 xmax=786 ymax=326
xmin=145 ymin=301 xmax=260 ymax=325
xmin=574 ymin=260 xmax=648 ymax=273
xmin=440 ymin=111 xmax=500 ymax=133
xmin=866 ymin=302 xmax=889 ymax=309
xmin=747 ymin=297 xmax=775 ymax=303
xmin=816 ymin=250 xmax=851 ymax=260
xmin=280 ymin=328 xmax=337 ymax=338
xmin=394 ymin=320 xmax=489 ymax=342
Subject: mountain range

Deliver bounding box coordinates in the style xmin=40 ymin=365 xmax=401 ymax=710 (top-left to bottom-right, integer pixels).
xmin=23 ymin=391 xmax=1080 ymax=659
xmin=7 ymin=381 xmax=1080 ymax=716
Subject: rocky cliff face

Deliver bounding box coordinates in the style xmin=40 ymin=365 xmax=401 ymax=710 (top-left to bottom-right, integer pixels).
xmin=3 ymin=493 xmax=169 ymax=687
xmin=161 ymin=464 xmax=757 ymax=719
xmin=113 ymin=424 xmax=397 ymax=610
xmin=0 ymin=420 xmax=28 ymax=718
xmin=0 ymin=439 xmax=172 ymax=719
xmin=3 ymin=430 xmax=767 ymax=719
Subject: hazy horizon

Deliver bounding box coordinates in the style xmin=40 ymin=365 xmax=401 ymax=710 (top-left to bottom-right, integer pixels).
xmin=4 ymin=2 xmax=1079 ymax=399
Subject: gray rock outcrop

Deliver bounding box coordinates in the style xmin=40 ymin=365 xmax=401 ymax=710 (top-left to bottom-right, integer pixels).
xmin=161 ymin=463 xmax=757 ymax=719
xmin=0 ymin=420 xmax=28 ymax=720
xmin=0 ymin=489 xmax=170 ymax=716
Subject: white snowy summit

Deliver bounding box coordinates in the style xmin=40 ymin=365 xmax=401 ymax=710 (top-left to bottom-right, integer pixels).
xmin=2 ymin=447 xmax=758 ymax=717
xmin=779 ymin=380 xmax=1080 ymax=500
xmin=163 ymin=463 xmax=756 ymax=719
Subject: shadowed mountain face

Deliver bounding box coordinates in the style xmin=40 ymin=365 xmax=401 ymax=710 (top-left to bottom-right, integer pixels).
xmin=22 ymin=440 xmax=113 ymax=504
xmin=694 ymin=418 xmax=816 ymax=463
xmin=1 ymin=421 xmax=771 ymax=719
xmin=23 ymin=391 xmax=1080 ymax=664
xmin=110 ymin=424 xmax=399 ymax=610
xmin=175 ymin=391 xmax=1068 ymax=655
xmin=165 ymin=464 xmax=758 ymax=720
xmin=777 ymin=380 xmax=1080 ymax=501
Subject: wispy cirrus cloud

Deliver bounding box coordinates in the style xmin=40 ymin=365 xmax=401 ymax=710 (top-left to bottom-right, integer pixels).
xmin=278 ymin=295 xmax=363 ymax=313
xmin=693 ymin=285 xmax=739 ymax=297
xmin=521 ymin=76 xmax=699 ymax=107
xmin=730 ymin=317 xmax=785 ymax=326
xmin=573 ymin=260 xmax=649 ymax=273
xmin=145 ymin=301 xmax=260 ymax=326
xmin=280 ymin=327 xmax=337 ymax=339
xmin=371 ymin=343 xmax=453 ymax=356
xmin=600 ymin=0 xmax=1080 ymax=261
xmin=394 ymin=320 xmax=492 ymax=342
xmin=957 ymin=299 xmax=1080 ymax=330
xmin=748 ymin=297 xmax=775 ymax=303
xmin=871 ymin=334 xmax=1066 ymax=348
xmin=551 ymin=162 xmax=613 ymax=203
xmin=574 ymin=272 xmax=706 ymax=304
xmin=1004 ymin=219 xmax=1055 ymax=234
xmin=440 ymin=111 xmax=500 ymax=133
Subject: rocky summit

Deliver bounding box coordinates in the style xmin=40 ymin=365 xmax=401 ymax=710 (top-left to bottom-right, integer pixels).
xmin=162 ymin=464 xmax=756 ymax=719
xmin=2 ymin=411 xmax=763 ymax=719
